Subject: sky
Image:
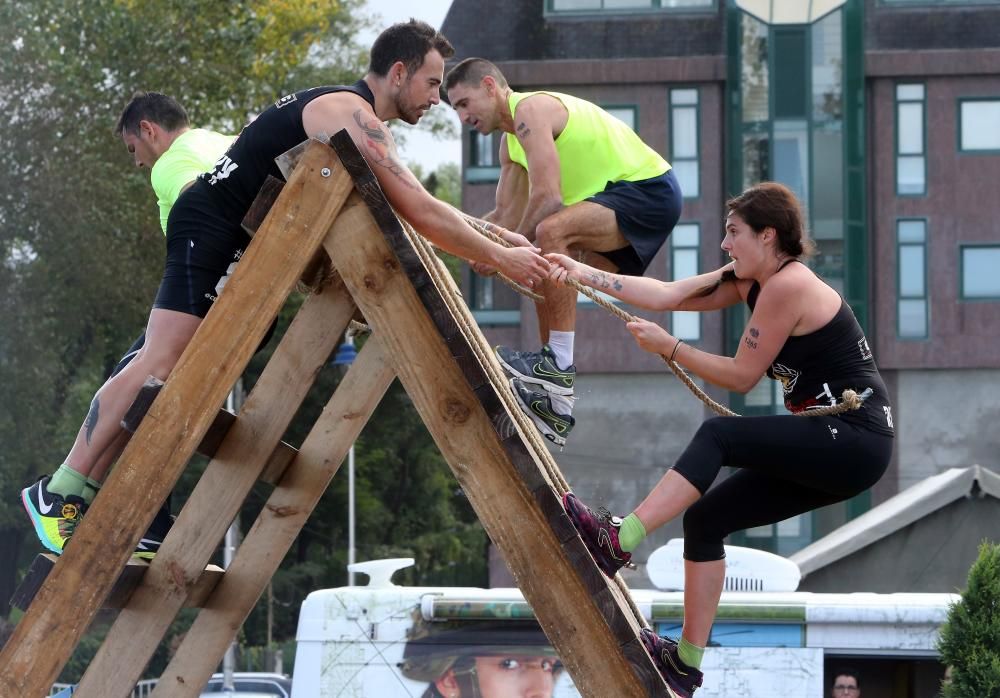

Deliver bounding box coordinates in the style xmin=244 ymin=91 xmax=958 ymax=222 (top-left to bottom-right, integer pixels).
xmin=360 ymin=0 xmax=462 ymax=171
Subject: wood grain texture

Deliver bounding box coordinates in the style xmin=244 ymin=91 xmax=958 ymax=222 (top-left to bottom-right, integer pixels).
xmin=151 ymin=336 xmax=395 ymax=698
xmin=0 ymin=141 xmax=354 ymax=698
xmin=325 ymin=130 xmax=666 ymax=697
xmin=10 ymin=555 xmax=223 ymax=611
xmin=74 ymin=208 xmax=358 ymax=698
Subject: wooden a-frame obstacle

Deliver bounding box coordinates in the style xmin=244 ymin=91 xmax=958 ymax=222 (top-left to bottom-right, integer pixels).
xmin=0 ymin=133 xmax=673 ymax=698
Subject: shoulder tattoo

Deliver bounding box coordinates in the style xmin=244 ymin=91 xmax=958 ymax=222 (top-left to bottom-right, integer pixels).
xmin=352 ymin=109 xmax=417 ymax=190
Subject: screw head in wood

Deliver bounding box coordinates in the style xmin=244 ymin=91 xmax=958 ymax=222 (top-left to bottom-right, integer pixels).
xmin=321 ymin=167 xmax=331 ymax=177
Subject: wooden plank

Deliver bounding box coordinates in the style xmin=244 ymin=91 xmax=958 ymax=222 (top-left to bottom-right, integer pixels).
xmin=323 ymin=131 xmax=665 ymax=698
xmin=121 ymin=378 xmax=296 ymax=486
xmin=152 ymin=336 xmax=396 ymax=698
xmin=241 ymin=174 xmax=336 ymax=296
xmin=0 ymin=141 xmax=355 ymax=698
xmin=241 ymin=175 xmax=286 ymax=236
xmin=10 ymin=555 xmax=223 ymax=612
xmin=74 ymin=264 xmax=357 ymax=698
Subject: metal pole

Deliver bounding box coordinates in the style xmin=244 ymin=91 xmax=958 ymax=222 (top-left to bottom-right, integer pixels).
xmin=348 ymin=443 xmax=356 ymax=586
xmin=222 ymin=382 xmax=243 ymax=690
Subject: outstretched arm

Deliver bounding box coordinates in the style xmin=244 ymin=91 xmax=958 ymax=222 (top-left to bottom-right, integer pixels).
xmin=547 ymin=253 xmax=746 ymax=312
xmin=343 ymin=108 xmax=549 ymax=286
xmin=626 ymin=273 xmax=803 ymax=393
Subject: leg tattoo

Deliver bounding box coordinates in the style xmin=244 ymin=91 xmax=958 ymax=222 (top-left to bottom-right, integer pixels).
xmin=84 ymin=397 xmax=100 ymax=445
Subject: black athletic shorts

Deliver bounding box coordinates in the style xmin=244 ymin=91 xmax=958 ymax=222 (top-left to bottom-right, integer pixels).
xmin=154 ymin=182 xmax=249 ymax=318
xmin=586 ymin=168 xmax=682 ymax=276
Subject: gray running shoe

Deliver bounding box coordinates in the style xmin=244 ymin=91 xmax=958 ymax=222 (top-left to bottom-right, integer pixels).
xmin=496 ymin=345 xmax=575 ymax=396
xmin=510 ymin=377 xmax=575 ymax=447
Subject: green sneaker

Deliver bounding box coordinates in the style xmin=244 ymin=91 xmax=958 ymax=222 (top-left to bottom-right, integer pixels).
xmin=21 ymin=475 xmax=87 ymax=555
xmin=496 ymin=345 xmax=575 ymax=396
xmin=510 ymin=377 xmax=575 ymax=447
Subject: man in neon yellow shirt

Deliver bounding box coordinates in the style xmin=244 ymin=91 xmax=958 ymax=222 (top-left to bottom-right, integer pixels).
xmin=118 ymin=92 xmax=235 ymax=234
xmin=446 ymin=59 xmax=682 ymax=446
xmin=19 ymin=93 xmax=232 ymax=558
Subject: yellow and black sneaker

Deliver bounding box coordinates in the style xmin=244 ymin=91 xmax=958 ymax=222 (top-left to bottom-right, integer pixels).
xmin=510 ymin=377 xmax=575 ymax=447
xmin=21 ymin=475 xmax=87 ymax=555
xmin=133 ymin=503 xmax=174 ymax=560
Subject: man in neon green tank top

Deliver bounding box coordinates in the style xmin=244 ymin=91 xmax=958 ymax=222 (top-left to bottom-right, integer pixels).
xmin=19 ymin=93 xmax=234 ymax=559
xmin=118 ymin=92 xmax=235 ymax=235
xmin=446 ymin=59 xmax=682 ymax=446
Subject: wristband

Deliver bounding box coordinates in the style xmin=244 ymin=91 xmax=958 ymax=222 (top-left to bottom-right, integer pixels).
xmin=669 ymin=339 xmax=684 ymax=363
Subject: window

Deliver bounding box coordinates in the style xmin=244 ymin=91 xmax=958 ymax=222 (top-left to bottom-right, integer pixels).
xmin=670 ymin=224 xmax=701 ymax=340
xmin=959 ymin=99 xmax=1000 ymax=152
xmin=881 ymin=0 xmax=1000 ymax=5
xmin=961 ymin=245 xmax=1000 ymax=299
xmin=670 ymin=89 xmax=700 ymax=199
xmin=467 ymin=131 xmax=500 ymax=183
xmin=896 ymin=83 xmax=926 ymax=196
xmin=549 ymin=0 xmax=714 ymax=12
xmin=897 ymin=220 xmax=928 ymax=338
xmin=602 ymin=105 xmax=637 ymax=130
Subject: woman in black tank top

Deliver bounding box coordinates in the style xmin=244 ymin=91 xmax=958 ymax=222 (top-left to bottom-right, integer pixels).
xmin=547 ymin=182 xmax=893 ymax=697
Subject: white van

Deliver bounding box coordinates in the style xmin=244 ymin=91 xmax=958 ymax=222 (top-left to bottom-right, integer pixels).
xmin=290 ymin=555 xmax=953 ymax=697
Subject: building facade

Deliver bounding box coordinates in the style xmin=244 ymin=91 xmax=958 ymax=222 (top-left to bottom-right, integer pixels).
xmin=441 ymin=0 xmax=1000 ymax=586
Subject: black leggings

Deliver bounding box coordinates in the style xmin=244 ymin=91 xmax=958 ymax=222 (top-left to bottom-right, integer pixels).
xmin=673 ymin=415 xmax=893 ymax=562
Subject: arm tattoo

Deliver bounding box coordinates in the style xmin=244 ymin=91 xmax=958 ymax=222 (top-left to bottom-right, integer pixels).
xmin=587 ymin=271 xmax=619 ymax=290
xmin=84 ymin=397 xmax=100 ymax=445
xmin=352 ymin=110 xmax=418 ymax=190
xmin=744 ymin=326 xmax=759 ymax=350
xmin=516 ymin=121 xmax=532 ymax=139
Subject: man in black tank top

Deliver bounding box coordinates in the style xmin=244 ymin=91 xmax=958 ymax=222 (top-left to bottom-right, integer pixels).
xmin=22 ymin=20 xmax=549 ymax=559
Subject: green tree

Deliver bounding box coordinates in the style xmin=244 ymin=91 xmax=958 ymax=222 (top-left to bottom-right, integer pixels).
xmin=0 ymin=0 xmax=368 ymax=618
xmin=938 ymin=541 xmax=1000 ymax=697
xmin=0 ymin=2 xmax=488 ymax=681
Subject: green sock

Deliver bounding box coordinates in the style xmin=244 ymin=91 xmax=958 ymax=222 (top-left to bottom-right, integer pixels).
xmin=618 ymin=513 xmax=647 ymax=553
xmin=678 ymin=637 xmax=705 ymax=670
xmin=82 ymin=477 xmax=102 ymax=505
xmin=48 ymin=464 xmax=87 ymax=498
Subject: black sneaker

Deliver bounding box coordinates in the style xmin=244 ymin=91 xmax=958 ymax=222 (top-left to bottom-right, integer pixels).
xmin=21 ymin=475 xmax=87 ymax=555
xmin=563 ymin=492 xmax=632 ymax=577
xmin=640 ymin=629 xmax=704 ymax=698
xmin=134 ymin=503 xmax=174 ymax=560
xmin=510 ymin=377 xmax=575 ymax=447
xmin=496 ymin=345 xmax=575 ymax=396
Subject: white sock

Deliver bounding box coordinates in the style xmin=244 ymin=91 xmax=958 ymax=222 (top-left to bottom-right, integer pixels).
xmin=550 ymin=392 xmax=575 ymax=416
xmin=547 ymin=331 xmax=575 ymax=370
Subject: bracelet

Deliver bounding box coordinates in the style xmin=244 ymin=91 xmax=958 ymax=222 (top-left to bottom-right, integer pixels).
xmin=669 ymin=339 xmax=684 ymax=363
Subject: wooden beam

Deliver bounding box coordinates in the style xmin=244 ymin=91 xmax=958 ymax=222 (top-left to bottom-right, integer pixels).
xmin=10 ymin=555 xmax=224 ymax=612
xmin=74 ymin=250 xmax=358 ymax=698
xmin=152 ymin=335 xmax=396 ymax=698
xmin=121 ymin=377 xmax=297 ymax=486
xmin=0 ymin=141 xmax=355 ymax=698
xmin=323 ymin=132 xmax=668 ymax=697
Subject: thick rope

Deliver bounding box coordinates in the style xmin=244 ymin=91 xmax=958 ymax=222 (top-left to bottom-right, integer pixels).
xmin=396 ymin=214 xmax=648 ymax=630
xmin=458 ymin=215 xmax=544 ymax=302
xmin=538 ymin=268 xmax=869 ymax=419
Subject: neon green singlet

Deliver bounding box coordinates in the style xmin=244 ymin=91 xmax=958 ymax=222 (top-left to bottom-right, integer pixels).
xmin=504 ymin=91 xmax=670 ymax=205
xmin=150 ymin=128 xmax=234 ymax=234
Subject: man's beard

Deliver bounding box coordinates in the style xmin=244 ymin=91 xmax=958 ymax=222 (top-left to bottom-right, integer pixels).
xmin=394 ymin=88 xmax=426 ymax=125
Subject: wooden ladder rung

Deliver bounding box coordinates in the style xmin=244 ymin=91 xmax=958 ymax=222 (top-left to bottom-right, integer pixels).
xmin=121 ymin=377 xmax=297 ymax=485
xmin=11 ymin=554 xmax=224 ymax=612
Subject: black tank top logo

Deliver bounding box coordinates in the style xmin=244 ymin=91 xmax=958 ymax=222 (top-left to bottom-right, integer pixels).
xmin=858 ymin=337 xmax=873 ymax=361
xmin=206 ymin=153 xmax=239 ymax=186
xmin=275 ymin=93 xmax=298 ymax=109
xmin=771 ymin=362 xmax=801 ymax=394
